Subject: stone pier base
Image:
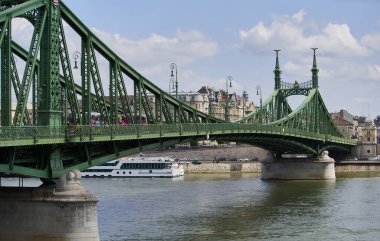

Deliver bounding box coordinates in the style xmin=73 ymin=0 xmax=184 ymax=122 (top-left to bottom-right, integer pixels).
xmin=0 ymin=170 xmax=99 ymax=241
xmin=261 ymin=151 xmax=336 ymax=180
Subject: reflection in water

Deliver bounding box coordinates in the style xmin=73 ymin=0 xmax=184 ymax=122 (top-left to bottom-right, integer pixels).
xmin=79 ymin=174 xmax=380 ymax=241
xmin=173 ymin=178 xmax=337 ymax=241
xmin=1 ymin=174 xmax=380 ymax=241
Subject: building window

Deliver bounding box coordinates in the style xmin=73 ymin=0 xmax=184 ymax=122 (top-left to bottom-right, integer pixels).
xmin=367 ymin=150 xmax=371 ymax=154
xmin=368 ymin=137 xmax=370 ymax=142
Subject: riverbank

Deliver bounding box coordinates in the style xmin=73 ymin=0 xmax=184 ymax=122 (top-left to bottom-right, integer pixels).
xmin=184 ymin=161 xmax=261 ymax=173
xmin=335 ymin=161 xmax=380 ymax=173
xmin=183 ymin=161 xmax=380 ymax=174
xmin=138 ymin=146 xmax=380 ymax=174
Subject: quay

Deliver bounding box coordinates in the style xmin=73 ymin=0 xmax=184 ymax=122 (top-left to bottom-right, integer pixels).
xmin=137 ymin=146 xmax=380 ymax=174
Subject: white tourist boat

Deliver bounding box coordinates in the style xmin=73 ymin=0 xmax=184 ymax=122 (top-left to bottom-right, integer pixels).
xmin=81 ymin=154 xmax=184 ymax=178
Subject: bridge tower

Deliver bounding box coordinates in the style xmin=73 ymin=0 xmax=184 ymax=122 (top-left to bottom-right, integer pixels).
xmin=261 ymin=49 xmax=335 ymax=180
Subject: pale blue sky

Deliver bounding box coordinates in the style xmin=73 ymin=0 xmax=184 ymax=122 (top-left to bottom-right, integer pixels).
xmin=62 ymin=0 xmax=380 ymax=117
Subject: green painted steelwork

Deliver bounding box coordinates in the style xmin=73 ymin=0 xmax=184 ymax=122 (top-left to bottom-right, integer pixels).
xmin=237 ymin=49 xmax=344 ymax=140
xmin=0 ymin=0 xmax=358 ymax=179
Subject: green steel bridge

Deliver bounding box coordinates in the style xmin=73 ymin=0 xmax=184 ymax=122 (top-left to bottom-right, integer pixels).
xmin=0 ymin=0 xmax=357 ymax=179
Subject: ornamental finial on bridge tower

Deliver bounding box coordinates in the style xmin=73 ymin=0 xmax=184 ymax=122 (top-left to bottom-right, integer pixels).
xmin=311 ymin=48 xmax=319 ymax=88
xmin=273 ymin=49 xmax=282 ymax=90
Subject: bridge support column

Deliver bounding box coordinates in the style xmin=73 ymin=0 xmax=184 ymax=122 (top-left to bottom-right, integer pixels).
xmin=261 ymin=151 xmax=336 ymax=180
xmin=0 ymin=170 xmax=99 ymax=241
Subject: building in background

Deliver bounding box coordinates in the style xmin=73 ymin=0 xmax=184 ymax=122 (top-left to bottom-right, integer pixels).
xmin=330 ymin=109 xmax=357 ymax=139
xmin=330 ymin=110 xmax=379 ymax=159
xmin=356 ymin=116 xmax=378 ymax=158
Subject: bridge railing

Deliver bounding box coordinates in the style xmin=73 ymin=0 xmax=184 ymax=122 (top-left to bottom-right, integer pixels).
xmin=0 ymin=123 xmax=357 ymax=147
xmin=0 ymin=126 xmax=66 ymax=140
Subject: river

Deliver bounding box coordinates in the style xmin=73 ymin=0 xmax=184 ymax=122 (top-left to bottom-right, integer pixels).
xmin=1 ymin=173 xmax=380 ymax=240
xmin=80 ymin=173 xmax=380 ymax=241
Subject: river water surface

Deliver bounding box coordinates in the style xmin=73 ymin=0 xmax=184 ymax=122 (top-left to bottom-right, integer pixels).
xmin=80 ymin=173 xmax=380 ymax=241
xmin=2 ymin=173 xmax=380 ymax=240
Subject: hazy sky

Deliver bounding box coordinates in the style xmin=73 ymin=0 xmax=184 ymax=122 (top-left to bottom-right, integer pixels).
xmin=28 ymin=1 xmax=380 ymax=117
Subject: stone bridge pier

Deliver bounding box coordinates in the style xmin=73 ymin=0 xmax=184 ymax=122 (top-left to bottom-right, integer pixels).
xmin=261 ymin=151 xmax=336 ymax=180
xmin=0 ymin=170 xmax=99 ymax=241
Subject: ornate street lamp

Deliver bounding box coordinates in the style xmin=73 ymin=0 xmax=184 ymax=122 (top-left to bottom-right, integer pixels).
xmin=73 ymin=51 xmax=80 ymax=69
xmin=225 ymin=76 xmax=233 ymax=121
xmin=168 ymin=78 xmax=175 ymax=95
xmin=256 ymin=85 xmax=264 ymax=123
xmin=170 ymin=63 xmax=178 ymax=99
xmin=256 ymin=85 xmax=262 ymax=109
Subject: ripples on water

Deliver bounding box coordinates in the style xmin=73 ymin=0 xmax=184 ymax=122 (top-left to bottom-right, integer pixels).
xmin=2 ymin=173 xmax=380 ymax=241
xmin=80 ymin=173 xmax=380 ymax=241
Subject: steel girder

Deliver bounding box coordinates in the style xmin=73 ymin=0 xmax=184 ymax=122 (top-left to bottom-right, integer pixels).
xmin=238 ymin=90 xmax=293 ymax=124
xmin=0 ymin=123 xmax=357 ymax=178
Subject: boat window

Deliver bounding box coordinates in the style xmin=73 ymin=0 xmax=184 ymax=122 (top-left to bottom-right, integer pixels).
xmin=83 ymin=169 xmax=112 ymax=172
xmin=99 ymin=161 xmax=119 ymax=167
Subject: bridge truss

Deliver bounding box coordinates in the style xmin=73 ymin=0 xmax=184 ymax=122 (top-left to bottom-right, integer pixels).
xmin=234 ymin=49 xmax=356 ymax=156
xmin=0 ymin=0 xmax=357 ymax=179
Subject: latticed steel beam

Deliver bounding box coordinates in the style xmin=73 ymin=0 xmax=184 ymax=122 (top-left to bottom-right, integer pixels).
xmin=88 ymin=41 xmax=110 ymax=123
xmin=109 ymin=60 xmax=118 ymax=125
xmin=116 ymin=64 xmax=133 ymax=123
xmin=161 ymin=96 xmax=173 ymax=123
xmin=0 ymin=0 xmax=44 ymax=23
xmin=13 ymin=7 xmax=46 ymax=126
xmin=140 ymin=78 xmax=156 ymax=124
xmin=10 ymin=54 xmax=31 ymax=125
xmin=1 ymin=16 xmax=11 ymax=126
xmin=81 ymin=38 xmax=91 ymax=125
xmin=0 ymin=17 xmax=9 ymax=47
xmin=58 ymin=16 xmax=80 ymax=124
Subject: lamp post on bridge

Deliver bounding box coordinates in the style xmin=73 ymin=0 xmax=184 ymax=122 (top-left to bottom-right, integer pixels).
xmin=73 ymin=51 xmax=80 ymax=69
xmin=168 ymin=78 xmax=174 ymax=95
xmin=170 ymin=63 xmax=178 ymax=99
xmin=242 ymin=90 xmax=248 ymax=118
xmin=225 ymin=76 xmax=233 ymax=122
xmin=256 ymin=85 xmax=263 ymax=123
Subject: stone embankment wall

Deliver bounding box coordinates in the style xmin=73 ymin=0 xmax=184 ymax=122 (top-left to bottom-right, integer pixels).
xmin=183 ymin=162 xmax=261 ymax=173
xmin=138 ymin=145 xmax=269 ymax=173
xmin=140 ymin=145 xmax=271 ymax=162
xmin=335 ymin=163 xmax=380 ymax=172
